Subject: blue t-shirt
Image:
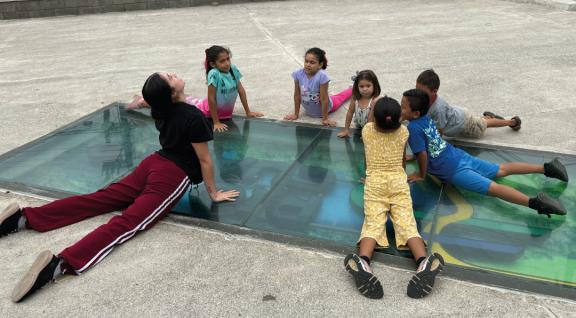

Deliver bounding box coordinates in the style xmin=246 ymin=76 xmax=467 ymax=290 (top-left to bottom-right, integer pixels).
xmin=291 ymin=68 xmax=332 ymax=118
xmin=407 ymin=115 xmax=465 ymax=181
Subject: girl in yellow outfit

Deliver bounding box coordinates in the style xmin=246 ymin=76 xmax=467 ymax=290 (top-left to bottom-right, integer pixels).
xmin=344 ymin=96 xmax=444 ymax=299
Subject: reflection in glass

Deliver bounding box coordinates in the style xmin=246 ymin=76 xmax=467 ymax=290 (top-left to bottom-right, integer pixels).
xmin=0 ymin=104 xmax=573 ymax=289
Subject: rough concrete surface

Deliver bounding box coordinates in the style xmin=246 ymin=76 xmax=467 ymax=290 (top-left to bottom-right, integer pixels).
xmin=1 ymin=194 xmax=575 ymax=317
xmin=0 ymin=0 xmax=575 ymax=316
xmin=504 ymin=0 xmax=576 ymax=11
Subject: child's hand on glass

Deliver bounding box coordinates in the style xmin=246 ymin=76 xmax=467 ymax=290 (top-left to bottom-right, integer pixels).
xmin=213 ymin=122 xmax=228 ymax=132
xmin=209 ymin=189 xmax=240 ymax=202
xmin=284 ymin=114 xmax=299 ymax=121
xmin=246 ymin=111 xmax=264 ymax=118
xmin=407 ymin=173 xmax=424 ymax=183
xmin=337 ymin=129 xmax=350 ymax=138
xmin=322 ymin=119 xmax=336 ymax=127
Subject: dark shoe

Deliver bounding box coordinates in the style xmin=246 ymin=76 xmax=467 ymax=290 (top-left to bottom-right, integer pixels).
xmin=407 ymin=253 xmax=444 ymax=299
xmin=0 ymin=202 xmax=22 ymax=237
xmin=544 ymin=158 xmax=569 ymax=182
xmin=531 ymin=193 xmax=567 ymax=218
xmin=11 ymin=250 xmax=60 ymax=303
xmin=510 ymin=116 xmax=521 ymax=131
xmin=344 ymin=254 xmax=383 ymax=299
xmin=483 ymin=111 xmax=504 ymax=120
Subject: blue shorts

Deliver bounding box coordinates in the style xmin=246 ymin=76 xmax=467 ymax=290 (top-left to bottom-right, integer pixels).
xmin=449 ymin=154 xmax=500 ymax=194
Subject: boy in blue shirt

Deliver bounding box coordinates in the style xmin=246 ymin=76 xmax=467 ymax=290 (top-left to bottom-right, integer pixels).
xmin=402 ymin=88 xmax=568 ymax=217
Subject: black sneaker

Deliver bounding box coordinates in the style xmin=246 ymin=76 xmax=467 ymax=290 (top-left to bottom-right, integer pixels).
xmin=407 ymin=253 xmax=444 ymax=299
xmin=0 ymin=202 xmax=22 ymax=237
xmin=344 ymin=254 xmax=383 ymax=299
xmin=544 ymin=158 xmax=569 ymax=182
xmin=11 ymin=250 xmax=60 ymax=303
xmin=532 ymin=193 xmax=567 ymax=218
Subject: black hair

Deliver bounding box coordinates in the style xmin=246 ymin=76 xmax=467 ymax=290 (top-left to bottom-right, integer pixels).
xmin=352 ymin=70 xmax=381 ymax=100
xmin=305 ymin=47 xmax=328 ymax=70
xmin=205 ymin=45 xmax=231 ymax=76
xmin=403 ymin=89 xmax=430 ymax=116
xmin=142 ymin=73 xmax=172 ymax=120
xmin=373 ymin=96 xmax=401 ymax=131
xmin=416 ymin=69 xmax=440 ymax=91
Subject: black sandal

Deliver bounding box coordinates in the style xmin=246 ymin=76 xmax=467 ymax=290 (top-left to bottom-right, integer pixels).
xmin=483 ymin=111 xmax=504 ymax=120
xmin=407 ymin=253 xmax=444 ymax=298
xmin=344 ymin=254 xmax=383 ymax=299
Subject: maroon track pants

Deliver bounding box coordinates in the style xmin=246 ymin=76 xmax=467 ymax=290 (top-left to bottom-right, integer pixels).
xmin=22 ymin=153 xmax=190 ymax=274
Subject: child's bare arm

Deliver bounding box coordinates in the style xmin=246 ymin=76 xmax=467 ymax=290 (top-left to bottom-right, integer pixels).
xmin=408 ymin=151 xmax=428 ymax=183
xmin=285 ymin=81 xmax=301 ymax=120
xmin=338 ymin=99 xmax=356 ymax=138
xmin=237 ymin=81 xmax=250 ymax=113
xmin=367 ymin=107 xmax=375 ymax=123
xmin=207 ymin=85 xmax=218 ymax=122
xmin=367 ymin=96 xmax=378 ymax=123
xmin=192 ymin=141 xmax=240 ymax=202
xmin=320 ymin=83 xmax=335 ymax=126
xmin=208 ymin=85 xmax=227 ymax=132
xmin=402 ymin=142 xmax=407 ymax=171
xmin=237 ymin=81 xmax=263 ymax=118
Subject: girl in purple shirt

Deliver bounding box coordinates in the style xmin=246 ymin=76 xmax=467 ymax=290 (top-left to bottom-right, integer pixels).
xmin=284 ymin=47 xmax=352 ymax=126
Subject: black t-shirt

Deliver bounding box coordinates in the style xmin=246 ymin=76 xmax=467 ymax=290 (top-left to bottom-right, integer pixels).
xmin=156 ymin=102 xmax=213 ymax=184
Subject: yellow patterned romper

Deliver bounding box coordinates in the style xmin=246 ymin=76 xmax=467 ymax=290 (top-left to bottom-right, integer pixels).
xmin=360 ymin=123 xmax=421 ymax=249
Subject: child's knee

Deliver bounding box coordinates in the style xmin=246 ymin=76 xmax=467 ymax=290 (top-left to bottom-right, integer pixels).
xmin=496 ymin=164 xmax=509 ymax=177
xmin=487 ymin=181 xmax=500 ymax=195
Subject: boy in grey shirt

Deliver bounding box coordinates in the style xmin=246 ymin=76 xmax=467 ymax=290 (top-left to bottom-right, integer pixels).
xmin=416 ymin=69 xmax=521 ymax=138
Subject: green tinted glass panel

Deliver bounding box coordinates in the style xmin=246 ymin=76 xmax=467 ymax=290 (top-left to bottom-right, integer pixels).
xmin=0 ymin=106 xmax=158 ymax=194
xmin=0 ymin=104 xmax=573 ymax=293
xmin=425 ymin=146 xmax=576 ymax=286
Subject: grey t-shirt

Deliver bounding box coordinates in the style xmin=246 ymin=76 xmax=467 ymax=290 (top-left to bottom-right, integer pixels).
xmin=428 ymin=96 xmax=466 ymax=137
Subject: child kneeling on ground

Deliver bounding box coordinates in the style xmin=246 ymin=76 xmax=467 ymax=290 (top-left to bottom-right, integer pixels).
xmin=344 ymin=96 xmax=444 ymax=299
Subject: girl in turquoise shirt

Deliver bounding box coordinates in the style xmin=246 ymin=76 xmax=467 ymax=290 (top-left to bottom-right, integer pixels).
xmin=128 ymin=46 xmax=263 ymax=132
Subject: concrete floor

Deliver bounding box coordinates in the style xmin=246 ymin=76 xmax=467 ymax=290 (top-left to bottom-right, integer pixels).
xmin=0 ymin=0 xmax=575 ymax=316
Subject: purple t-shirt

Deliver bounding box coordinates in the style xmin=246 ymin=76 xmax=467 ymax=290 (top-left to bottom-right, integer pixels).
xmin=291 ymin=69 xmax=332 ymax=118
